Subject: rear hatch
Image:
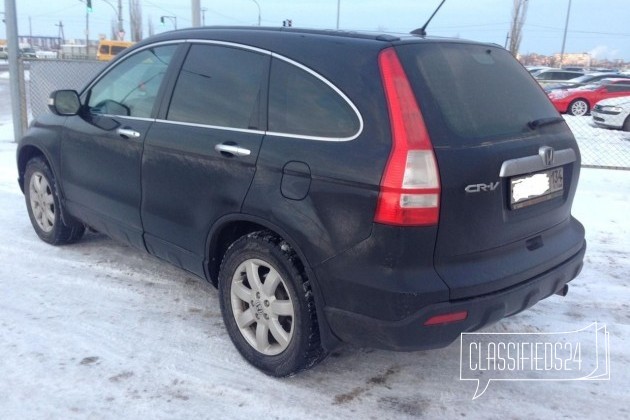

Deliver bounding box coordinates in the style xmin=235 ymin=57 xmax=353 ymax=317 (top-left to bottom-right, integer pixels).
xmin=395 ymin=41 xmax=584 ymax=299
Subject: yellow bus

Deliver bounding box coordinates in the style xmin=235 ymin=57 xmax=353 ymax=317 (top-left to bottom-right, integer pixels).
xmin=96 ymin=40 xmax=135 ymax=61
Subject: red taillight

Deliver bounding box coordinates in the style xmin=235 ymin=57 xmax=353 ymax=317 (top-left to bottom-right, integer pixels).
xmin=423 ymin=311 xmax=468 ymax=326
xmin=375 ymin=47 xmax=440 ymax=226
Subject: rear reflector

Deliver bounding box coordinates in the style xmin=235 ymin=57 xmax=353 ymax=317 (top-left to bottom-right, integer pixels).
xmin=423 ymin=311 xmax=468 ymax=326
xmin=375 ymin=47 xmax=440 ymax=226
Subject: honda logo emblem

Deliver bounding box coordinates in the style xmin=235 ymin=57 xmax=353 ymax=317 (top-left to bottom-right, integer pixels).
xmin=539 ymin=146 xmax=554 ymax=166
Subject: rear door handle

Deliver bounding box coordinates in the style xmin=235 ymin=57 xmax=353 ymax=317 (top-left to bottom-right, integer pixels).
xmin=214 ymin=144 xmax=251 ymax=157
xmin=117 ymin=128 xmax=141 ymax=139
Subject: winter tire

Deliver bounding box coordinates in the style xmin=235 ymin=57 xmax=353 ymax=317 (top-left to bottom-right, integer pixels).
xmin=218 ymin=231 xmax=325 ymax=376
xmin=24 ymin=157 xmax=85 ymax=245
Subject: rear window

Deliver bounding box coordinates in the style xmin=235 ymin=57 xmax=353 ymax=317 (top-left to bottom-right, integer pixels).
xmin=396 ymin=43 xmax=559 ymax=144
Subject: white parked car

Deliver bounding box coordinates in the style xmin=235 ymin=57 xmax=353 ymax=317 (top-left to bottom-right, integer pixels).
xmin=534 ymin=68 xmax=584 ymax=87
xmin=591 ymin=96 xmax=630 ymax=131
xmin=525 ymin=65 xmax=551 ymax=76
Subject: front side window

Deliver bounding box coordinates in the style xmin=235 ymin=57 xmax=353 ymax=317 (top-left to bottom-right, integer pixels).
xmin=88 ymin=45 xmax=177 ymax=118
xmin=268 ymin=58 xmax=361 ymax=139
xmin=167 ymin=44 xmax=269 ymax=129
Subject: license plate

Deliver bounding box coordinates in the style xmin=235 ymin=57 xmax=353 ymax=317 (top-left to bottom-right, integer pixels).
xmin=510 ymin=167 xmax=563 ymax=209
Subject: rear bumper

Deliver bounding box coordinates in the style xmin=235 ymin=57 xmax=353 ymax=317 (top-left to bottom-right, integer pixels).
xmin=323 ymin=241 xmax=585 ymax=351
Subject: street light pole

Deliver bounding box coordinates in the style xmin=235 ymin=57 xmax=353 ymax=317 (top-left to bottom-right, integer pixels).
xmin=559 ymin=0 xmax=572 ymax=66
xmin=192 ymin=0 xmax=200 ymax=27
xmin=116 ymin=0 xmax=124 ymax=38
xmin=336 ymin=0 xmax=340 ymax=30
xmin=77 ymin=1 xmax=91 ymax=57
xmin=98 ymin=0 xmax=124 ymax=39
xmin=251 ymin=0 xmax=261 ymax=26
xmin=5 ymin=0 xmax=26 ymax=141
xmin=86 ymin=9 xmax=90 ymax=58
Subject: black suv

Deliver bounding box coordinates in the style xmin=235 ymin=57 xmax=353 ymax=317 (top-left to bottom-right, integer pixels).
xmin=17 ymin=27 xmax=586 ymax=376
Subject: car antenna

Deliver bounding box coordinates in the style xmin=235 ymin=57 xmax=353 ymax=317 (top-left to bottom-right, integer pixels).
xmin=411 ymin=0 xmax=446 ymax=36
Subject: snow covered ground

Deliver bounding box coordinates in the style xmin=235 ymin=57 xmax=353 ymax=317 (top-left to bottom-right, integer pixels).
xmin=0 ymin=117 xmax=628 ymax=419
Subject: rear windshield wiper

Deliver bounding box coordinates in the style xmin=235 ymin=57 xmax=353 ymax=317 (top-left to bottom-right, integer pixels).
xmin=528 ymin=117 xmax=565 ymax=130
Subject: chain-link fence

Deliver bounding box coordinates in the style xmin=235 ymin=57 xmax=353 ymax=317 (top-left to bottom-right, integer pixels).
xmin=564 ymin=115 xmax=630 ymax=170
xmin=25 ymin=60 xmax=630 ymax=170
xmin=29 ymin=60 xmax=107 ymax=119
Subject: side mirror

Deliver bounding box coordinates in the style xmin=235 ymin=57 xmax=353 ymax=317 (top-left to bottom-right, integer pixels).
xmin=48 ymin=90 xmax=81 ymax=116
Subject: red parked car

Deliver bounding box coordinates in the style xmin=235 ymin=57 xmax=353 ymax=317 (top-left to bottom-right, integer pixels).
xmin=548 ymin=78 xmax=630 ymax=116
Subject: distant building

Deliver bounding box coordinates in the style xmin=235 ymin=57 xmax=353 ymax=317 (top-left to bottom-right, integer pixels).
xmin=18 ymin=36 xmax=62 ymax=51
xmin=518 ymin=51 xmax=627 ymax=71
xmin=554 ymin=52 xmax=591 ymax=68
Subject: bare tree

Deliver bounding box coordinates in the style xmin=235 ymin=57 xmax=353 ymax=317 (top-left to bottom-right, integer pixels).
xmin=509 ymin=0 xmax=529 ymax=55
xmin=129 ymin=0 xmax=143 ymax=42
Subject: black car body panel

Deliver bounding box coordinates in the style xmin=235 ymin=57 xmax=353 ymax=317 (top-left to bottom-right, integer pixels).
xmin=325 ymin=241 xmax=585 ymax=351
xmin=61 ymin=114 xmax=149 ymax=250
xmin=17 ymin=27 xmax=586 ymax=356
xmin=142 ymin=122 xmax=265 ymax=276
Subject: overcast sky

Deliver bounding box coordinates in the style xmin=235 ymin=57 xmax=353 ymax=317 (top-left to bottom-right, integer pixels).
xmin=3 ymin=0 xmax=629 ymax=61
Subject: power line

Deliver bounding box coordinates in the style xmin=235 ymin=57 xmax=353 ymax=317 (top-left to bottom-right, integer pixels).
xmin=525 ymin=23 xmax=630 ymax=37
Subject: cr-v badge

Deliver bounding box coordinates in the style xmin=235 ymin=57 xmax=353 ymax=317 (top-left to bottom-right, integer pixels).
xmin=465 ymin=182 xmax=500 ymax=193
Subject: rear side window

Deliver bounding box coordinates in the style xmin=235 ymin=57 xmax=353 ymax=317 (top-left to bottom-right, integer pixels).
xmin=396 ymin=43 xmax=559 ymax=144
xmin=167 ymin=44 xmax=268 ymax=129
xmin=268 ymin=58 xmax=361 ymax=139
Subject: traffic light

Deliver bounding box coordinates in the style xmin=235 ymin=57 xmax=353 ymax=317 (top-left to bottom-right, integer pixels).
xmin=86 ymin=0 xmax=93 ymax=13
xmin=160 ymin=16 xmax=165 ymax=25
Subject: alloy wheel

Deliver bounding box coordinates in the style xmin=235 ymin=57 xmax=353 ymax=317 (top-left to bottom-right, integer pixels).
xmin=570 ymin=100 xmax=588 ymax=116
xmin=230 ymin=258 xmax=295 ymax=356
xmin=29 ymin=171 xmax=55 ymax=233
